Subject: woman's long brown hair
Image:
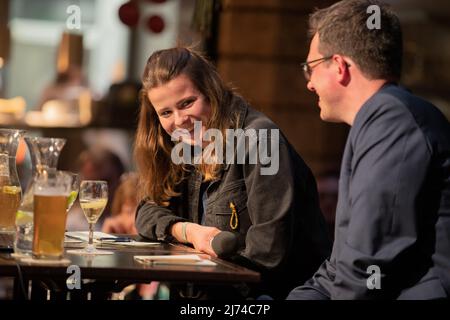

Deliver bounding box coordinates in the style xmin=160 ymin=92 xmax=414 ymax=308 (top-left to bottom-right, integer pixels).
xmin=134 ymin=47 xmax=238 ymax=206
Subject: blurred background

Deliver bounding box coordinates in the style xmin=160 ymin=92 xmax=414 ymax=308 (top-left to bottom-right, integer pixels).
xmin=0 ymin=0 xmax=449 ymax=235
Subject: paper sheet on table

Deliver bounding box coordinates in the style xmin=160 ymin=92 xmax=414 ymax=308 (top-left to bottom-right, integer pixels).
xmin=104 ymin=241 xmax=160 ymax=247
xmin=65 ymin=231 xmax=113 ymax=242
xmin=134 ymin=254 xmax=217 ymax=266
xmin=65 ymin=231 xmax=159 ymax=247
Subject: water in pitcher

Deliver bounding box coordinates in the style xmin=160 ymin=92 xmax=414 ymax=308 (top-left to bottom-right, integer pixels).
xmin=0 ymin=174 xmax=21 ymax=231
xmin=0 ymin=129 xmax=25 ymax=233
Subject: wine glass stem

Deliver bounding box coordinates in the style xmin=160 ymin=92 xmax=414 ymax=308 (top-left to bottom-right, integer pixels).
xmin=88 ymin=222 xmax=94 ymax=250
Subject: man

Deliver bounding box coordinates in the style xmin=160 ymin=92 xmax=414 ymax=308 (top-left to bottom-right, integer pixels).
xmin=288 ymin=0 xmax=450 ymax=299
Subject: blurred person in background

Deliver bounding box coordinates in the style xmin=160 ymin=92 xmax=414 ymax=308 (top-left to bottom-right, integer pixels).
xmin=102 ymin=172 xmax=138 ymax=235
xmin=66 ymin=147 xmax=125 ymax=231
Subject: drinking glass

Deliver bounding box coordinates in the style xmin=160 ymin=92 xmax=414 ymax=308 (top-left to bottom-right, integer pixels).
xmin=68 ymin=180 xmax=112 ymax=255
xmin=14 ymin=136 xmax=66 ymax=255
xmin=32 ymin=170 xmax=72 ymax=260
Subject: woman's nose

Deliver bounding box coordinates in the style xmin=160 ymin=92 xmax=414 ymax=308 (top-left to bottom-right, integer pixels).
xmin=174 ymin=111 xmax=189 ymax=127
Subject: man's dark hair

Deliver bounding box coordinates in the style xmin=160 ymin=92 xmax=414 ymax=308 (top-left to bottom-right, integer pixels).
xmin=309 ymin=0 xmax=402 ymax=81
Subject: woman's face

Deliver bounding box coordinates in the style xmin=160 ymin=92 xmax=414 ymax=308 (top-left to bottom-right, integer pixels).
xmin=148 ymin=74 xmax=212 ymax=145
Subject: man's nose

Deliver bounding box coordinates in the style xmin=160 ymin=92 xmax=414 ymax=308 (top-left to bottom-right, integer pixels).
xmin=307 ymin=80 xmax=315 ymax=92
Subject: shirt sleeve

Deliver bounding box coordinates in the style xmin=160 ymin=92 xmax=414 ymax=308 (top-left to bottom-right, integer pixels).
xmin=286 ymin=259 xmax=334 ymax=299
xmin=333 ymin=101 xmax=431 ymax=299
xmin=239 ymin=138 xmax=294 ymax=269
xmin=135 ymin=200 xmax=187 ymax=242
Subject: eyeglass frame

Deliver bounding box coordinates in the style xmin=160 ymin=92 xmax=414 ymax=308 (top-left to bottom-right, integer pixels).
xmin=300 ymin=56 xmax=333 ymax=81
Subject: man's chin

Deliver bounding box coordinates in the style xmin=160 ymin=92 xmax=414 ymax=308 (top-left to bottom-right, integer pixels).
xmin=320 ymin=111 xmax=342 ymax=123
xmin=319 ymin=109 xmax=334 ymax=123
xmin=319 ymin=108 xmax=329 ymax=121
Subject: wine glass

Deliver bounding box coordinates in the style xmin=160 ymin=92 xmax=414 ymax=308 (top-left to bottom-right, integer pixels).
xmin=67 ymin=180 xmax=113 ymax=255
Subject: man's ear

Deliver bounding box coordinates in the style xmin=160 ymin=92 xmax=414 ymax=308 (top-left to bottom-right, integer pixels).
xmin=334 ymin=55 xmax=351 ymax=85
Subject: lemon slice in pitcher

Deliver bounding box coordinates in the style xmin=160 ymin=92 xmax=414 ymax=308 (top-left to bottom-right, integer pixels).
xmin=67 ymin=190 xmax=78 ymax=207
xmin=16 ymin=210 xmax=33 ymax=225
xmin=2 ymin=185 xmax=21 ymax=195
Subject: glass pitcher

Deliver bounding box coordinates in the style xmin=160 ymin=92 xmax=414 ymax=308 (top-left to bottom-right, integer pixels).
xmin=14 ymin=136 xmax=66 ymax=255
xmin=0 ymin=129 xmax=25 ymax=233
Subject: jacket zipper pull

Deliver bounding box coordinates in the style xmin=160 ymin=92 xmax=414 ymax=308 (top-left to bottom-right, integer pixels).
xmin=229 ymin=202 xmax=238 ymax=230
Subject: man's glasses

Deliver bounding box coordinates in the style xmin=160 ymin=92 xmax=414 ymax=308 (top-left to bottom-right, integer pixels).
xmin=300 ymin=56 xmax=333 ymax=81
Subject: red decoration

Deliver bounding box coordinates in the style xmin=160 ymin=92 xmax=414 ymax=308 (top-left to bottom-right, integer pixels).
xmin=118 ymin=1 xmax=140 ymax=27
xmin=146 ymin=15 xmax=165 ymax=33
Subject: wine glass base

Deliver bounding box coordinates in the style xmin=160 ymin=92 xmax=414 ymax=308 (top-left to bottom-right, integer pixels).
xmin=11 ymin=252 xmax=32 ymax=260
xmin=20 ymin=257 xmax=71 ymax=265
xmin=66 ymin=248 xmax=114 ymax=255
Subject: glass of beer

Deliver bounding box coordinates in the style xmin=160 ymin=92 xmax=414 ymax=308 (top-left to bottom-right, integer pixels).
xmin=32 ymin=170 xmax=71 ymax=260
xmin=78 ymin=180 xmax=108 ymax=255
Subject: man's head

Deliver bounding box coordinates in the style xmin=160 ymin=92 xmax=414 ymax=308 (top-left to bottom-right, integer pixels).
xmin=304 ymin=0 xmax=402 ymax=124
xmin=309 ymin=0 xmax=402 ymax=81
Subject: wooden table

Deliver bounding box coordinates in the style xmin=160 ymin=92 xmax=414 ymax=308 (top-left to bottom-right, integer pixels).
xmin=0 ymin=241 xmax=260 ymax=300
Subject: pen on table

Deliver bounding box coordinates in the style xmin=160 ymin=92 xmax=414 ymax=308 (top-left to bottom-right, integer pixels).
xmin=136 ymin=258 xmax=201 ymax=265
xmin=99 ymin=237 xmax=133 ymax=242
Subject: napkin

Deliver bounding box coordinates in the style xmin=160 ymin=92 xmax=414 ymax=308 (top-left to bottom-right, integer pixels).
xmin=65 ymin=231 xmax=159 ymax=247
xmin=134 ymin=254 xmax=217 ymax=266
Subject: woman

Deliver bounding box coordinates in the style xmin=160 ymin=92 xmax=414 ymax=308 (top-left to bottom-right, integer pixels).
xmin=134 ymin=47 xmax=330 ymax=299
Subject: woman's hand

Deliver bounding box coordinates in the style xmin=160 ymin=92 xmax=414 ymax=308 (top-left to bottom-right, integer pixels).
xmin=102 ymin=212 xmax=137 ymax=235
xmin=170 ymin=222 xmax=221 ymax=257
xmin=186 ymin=223 xmax=221 ymax=257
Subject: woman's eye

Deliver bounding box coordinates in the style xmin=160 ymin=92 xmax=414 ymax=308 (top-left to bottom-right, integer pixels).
xmin=181 ymin=99 xmax=194 ymax=108
xmin=160 ymin=111 xmax=171 ymax=117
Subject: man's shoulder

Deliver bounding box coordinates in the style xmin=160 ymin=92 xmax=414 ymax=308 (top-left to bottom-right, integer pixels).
xmin=352 ymin=84 xmax=450 ymax=154
xmin=376 ymin=85 xmax=447 ymax=122
xmin=357 ymin=84 xmax=448 ymax=131
xmin=379 ymin=85 xmax=450 ymax=139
